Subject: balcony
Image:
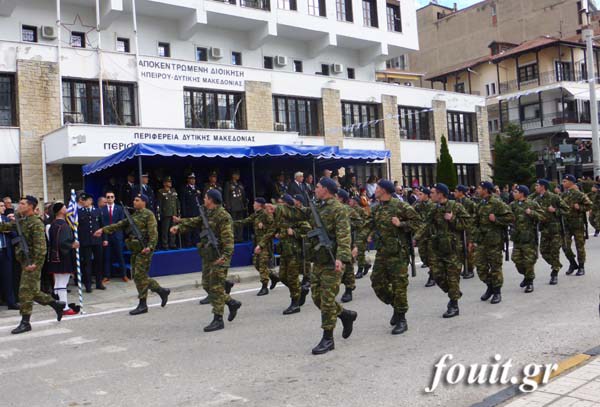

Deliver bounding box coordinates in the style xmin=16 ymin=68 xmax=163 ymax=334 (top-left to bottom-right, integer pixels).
xmin=499 ymin=68 xmax=589 ymax=94
xmin=211 ymin=0 xmax=271 ymax=11
xmin=511 ymin=111 xmax=592 ymax=131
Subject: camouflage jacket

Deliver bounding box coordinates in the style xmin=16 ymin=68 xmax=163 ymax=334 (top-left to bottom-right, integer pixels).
xmin=273 ymin=204 xmax=311 ymax=257
xmin=417 ymin=200 xmax=470 ymax=256
xmin=509 ymin=199 xmax=545 ymax=245
xmin=157 ymin=188 xmax=180 ymax=217
xmin=472 ymin=196 xmax=514 ymax=246
xmin=0 ymin=215 xmax=46 ymax=267
xmin=234 ymin=209 xmax=274 ymax=249
xmin=103 ymin=208 xmax=158 ymax=253
xmin=343 ymin=204 xmax=363 ymax=248
xmin=561 ymin=188 xmax=592 ymax=227
xmin=177 ymin=205 xmax=234 ymax=265
xmin=361 ymin=198 xmax=422 ymax=258
xmin=456 ymin=197 xmax=477 ymax=216
xmin=587 ymin=191 xmax=600 ymax=212
xmin=306 ymin=198 xmax=352 ymax=265
xmin=533 ymin=192 xmax=569 ymax=234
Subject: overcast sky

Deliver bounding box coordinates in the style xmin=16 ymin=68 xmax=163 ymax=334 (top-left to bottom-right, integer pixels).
xmin=416 ymin=0 xmax=482 ymax=9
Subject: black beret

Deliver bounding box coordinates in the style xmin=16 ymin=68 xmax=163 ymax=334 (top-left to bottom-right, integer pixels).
xmin=480 ymin=181 xmax=495 ymax=192
xmin=293 ymin=194 xmax=304 ymax=202
xmin=282 ymin=194 xmax=294 ymax=206
xmin=517 ymin=185 xmax=530 ymax=196
xmin=206 ymin=189 xmax=222 ymax=204
xmin=136 ymin=194 xmax=149 ymax=203
xmin=433 ymin=183 xmax=449 ymax=197
xmin=336 ymin=189 xmax=349 ymax=201
xmin=254 ymin=197 xmax=266 ymax=205
xmin=563 ymin=174 xmax=576 ymax=183
xmin=456 ymin=185 xmax=468 ymax=193
xmin=536 ymin=179 xmax=550 ymax=189
xmin=319 ymin=177 xmax=338 ymax=194
xmin=378 ymin=180 xmax=395 ymax=194
xmin=420 ymin=187 xmax=431 ymax=196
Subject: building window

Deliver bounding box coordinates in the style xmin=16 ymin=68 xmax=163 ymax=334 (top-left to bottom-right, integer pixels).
xmin=399 ymin=106 xmax=431 ymax=140
xmin=184 ymin=88 xmax=244 ymax=129
xmin=456 ymin=164 xmax=477 ymax=187
xmin=21 ymin=25 xmax=37 ymax=43
xmin=342 ymin=101 xmax=381 ymax=138
xmin=308 ymin=0 xmax=326 ymax=16
xmin=485 ymin=83 xmax=497 ymax=96
xmin=402 ymin=164 xmax=434 ymax=188
xmin=278 ymin=0 xmax=297 ymax=10
xmin=264 ymin=56 xmax=274 ymax=69
xmin=62 ymin=79 xmax=100 ymax=124
xmin=386 ymin=55 xmax=408 ymax=70
xmin=231 ymin=52 xmax=242 ymax=66
xmin=447 ymin=111 xmax=477 ymax=142
xmin=116 ymin=37 xmax=130 ymax=53
xmin=320 ymin=64 xmax=330 ymax=76
xmin=103 ymin=82 xmax=137 ymax=126
xmin=362 ymin=0 xmax=378 ymax=27
xmin=0 ymin=74 xmax=16 ymax=126
xmin=519 ymin=102 xmax=541 ymax=122
xmin=273 ymin=95 xmax=320 ymax=136
xmin=386 ymin=2 xmax=402 ymax=32
xmin=158 ymin=42 xmax=170 ymax=57
xmin=518 ymin=63 xmax=538 ymax=83
xmin=241 ymin=0 xmax=271 ymax=11
xmin=454 ymin=83 xmax=465 ymax=93
xmin=293 ymin=60 xmax=303 ymax=72
xmin=70 ymin=31 xmax=86 ymax=48
xmin=347 ymin=68 xmax=356 ymax=79
xmin=336 ymin=0 xmax=353 ymax=22
xmin=196 ymin=47 xmax=208 ymax=62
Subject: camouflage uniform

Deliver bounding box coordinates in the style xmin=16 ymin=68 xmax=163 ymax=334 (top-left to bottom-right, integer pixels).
xmin=413 ymin=199 xmax=435 ymax=268
xmin=533 ymin=192 xmax=569 ymax=275
xmin=456 ymin=197 xmax=477 ymax=274
xmin=352 ymin=205 xmax=370 ymax=270
xmin=418 ymin=200 xmax=470 ymax=301
xmin=0 ymin=215 xmax=54 ymax=316
xmin=102 ymin=208 xmax=162 ymax=299
xmin=361 ymin=198 xmax=421 ymax=315
xmin=157 ymin=187 xmax=180 ymax=249
xmin=472 ymin=196 xmax=514 ymax=289
xmin=178 ymin=206 xmax=235 ymax=316
xmin=509 ymin=199 xmax=545 ymax=282
xmin=235 ymin=209 xmax=274 ymax=285
xmin=587 ymin=190 xmax=600 ymax=233
xmin=307 ymin=198 xmax=352 ymax=330
xmin=341 ymin=204 xmax=363 ymax=291
xmin=561 ymin=188 xmax=592 ymax=265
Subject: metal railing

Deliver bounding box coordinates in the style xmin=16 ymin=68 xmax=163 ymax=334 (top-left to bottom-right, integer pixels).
xmin=510 ymin=111 xmax=592 ymax=131
xmin=499 ymin=68 xmax=588 ymax=94
xmin=240 ymin=0 xmax=271 ymax=10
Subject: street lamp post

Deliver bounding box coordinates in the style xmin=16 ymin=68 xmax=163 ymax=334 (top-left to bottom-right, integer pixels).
xmin=584 ymin=28 xmax=600 ymax=178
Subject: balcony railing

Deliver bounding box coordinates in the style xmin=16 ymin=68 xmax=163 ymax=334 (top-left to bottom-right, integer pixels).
xmin=510 ymin=111 xmax=592 ymax=131
xmin=499 ymin=68 xmax=589 ymax=94
xmin=213 ymin=0 xmax=271 ymax=11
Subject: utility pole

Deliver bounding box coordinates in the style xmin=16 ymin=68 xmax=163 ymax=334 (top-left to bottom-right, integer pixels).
xmin=583 ymin=1 xmax=600 ymax=178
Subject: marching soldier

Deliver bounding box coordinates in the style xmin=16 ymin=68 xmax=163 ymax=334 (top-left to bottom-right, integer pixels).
xmin=224 ymin=169 xmax=248 ymax=242
xmin=471 ymin=181 xmax=514 ymax=305
xmin=94 ymin=194 xmax=170 ymax=315
xmin=413 ymin=187 xmax=436 ymax=287
xmin=293 ymin=194 xmax=311 ymax=293
xmin=158 ymin=176 xmax=180 ymax=250
xmin=419 ymin=183 xmax=470 ymax=318
xmin=454 ymin=185 xmax=476 ymax=279
xmin=533 ymin=179 xmax=570 ymax=285
xmin=171 ymin=189 xmax=242 ymax=332
xmin=336 ymin=189 xmax=361 ymax=303
xmin=359 ymin=180 xmax=421 ymax=335
xmin=307 ymin=178 xmax=357 ymax=355
xmin=509 ymin=186 xmax=544 ymax=293
xmin=588 ymin=183 xmax=600 ymax=237
xmin=203 ymin=171 xmax=223 ymax=196
xmin=235 ymin=197 xmax=277 ymax=296
xmin=561 ymin=174 xmax=592 ymax=276
xmin=0 ymin=196 xmax=66 ymax=334
xmin=180 ymin=173 xmax=202 ymax=247
xmin=350 ymin=196 xmax=371 ymax=279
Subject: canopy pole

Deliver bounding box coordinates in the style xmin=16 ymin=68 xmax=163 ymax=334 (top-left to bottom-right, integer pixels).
xmin=312 ymin=158 xmax=316 ymax=181
xmin=251 ymin=158 xmax=256 ymax=200
xmin=138 ymin=155 xmax=143 ymax=188
xmin=387 ymin=157 xmax=392 ymax=180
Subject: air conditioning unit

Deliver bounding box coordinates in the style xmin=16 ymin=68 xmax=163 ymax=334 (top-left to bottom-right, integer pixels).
xmin=210 ymin=47 xmax=224 ymax=59
xmin=41 ymin=25 xmax=57 ymax=39
xmin=217 ymin=120 xmax=234 ymax=129
xmin=403 ymin=82 xmax=413 ymax=87
xmin=275 ymin=55 xmax=288 ymax=67
xmin=274 ymin=122 xmax=287 ymax=131
xmin=331 ymin=63 xmax=344 ymax=74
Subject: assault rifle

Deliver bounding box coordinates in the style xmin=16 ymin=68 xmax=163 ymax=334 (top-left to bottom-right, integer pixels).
xmin=121 ymin=202 xmax=147 ymax=248
xmin=12 ymin=215 xmax=31 ymax=265
xmin=194 ymin=196 xmax=221 ymax=258
xmin=559 ymin=214 xmax=569 ymax=249
xmin=303 ymin=190 xmax=336 ymax=265
xmin=583 ymin=211 xmax=589 ymax=240
xmin=502 ymin=227 xmax=510 ymax=262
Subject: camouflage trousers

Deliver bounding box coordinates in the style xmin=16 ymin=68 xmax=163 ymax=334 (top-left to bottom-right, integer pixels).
xmin=475 ymin=243 xmax=504 ymax=288
xmin=418 ymin=240 xmax=430 ymax=267
xmin=539 ymin=230 xmax=563 ymax=273
xmin=429 ymin=254 xmax=462 ymax=301
xmin=342 ymin=261 xmax=356 ymax=290
xmin=511 ymin=243 xmax=538 ymax=281
xmin=253 ymin=250 xmax=271 ymax=284
xmin=371 ymin=254 xmax=409 ymax=314
xmin=562 ymin=225 xmax=586 ymax=264
xmin=356 ymin=239 xmax=369 ymax=268
xmin=279 ymin=254 xmax=301 ymax=301
xmin=19 ymin=264 xmax=54 ymax=316
xmin=202 ymin=260 xmax=232 ymax=316
xmin=311 ymin=263 xmax=343 ymax=330
xmin=460 ymin=240 xmax=475 ymax=273
xmin=131 ymin=251 xmax=161 ymax=300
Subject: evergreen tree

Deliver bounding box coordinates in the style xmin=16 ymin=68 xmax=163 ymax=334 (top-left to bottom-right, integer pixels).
xmin=436 ymin=135 xmax=458 ymax=189
xmin=492 ymin=123 xmax=537 ymax=188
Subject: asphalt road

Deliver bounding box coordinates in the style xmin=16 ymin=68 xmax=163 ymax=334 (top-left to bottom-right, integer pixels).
xmin=1 ymin=239 xmax=600 ymax=407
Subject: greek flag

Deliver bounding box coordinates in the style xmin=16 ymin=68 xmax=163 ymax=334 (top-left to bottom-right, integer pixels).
xmin=67 ymin=189 xmax=78 ymax=229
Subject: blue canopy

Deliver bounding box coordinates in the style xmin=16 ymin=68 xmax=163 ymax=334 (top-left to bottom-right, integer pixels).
xmin=82 ymin=143 xmax=390 ymax=176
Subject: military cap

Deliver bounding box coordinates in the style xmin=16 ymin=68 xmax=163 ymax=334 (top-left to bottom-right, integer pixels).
xmin=231 ymin=169 xmax=240 ymax=175
xmin=517 ymin=185 xmax=530 ymax=196
xmin=432 ymin=183 xmax=449 ymax=197
xmin=420 ymin=187 xmax=431 ymax=196
xmin=52 ymin=202 xmax=65 ymax=215
xmin=319 ymin=177 xmax=338 ymax=194
xmin=78 ymin=192 xmax=91 ymax=201
xmin=536 ymin=179 xmax=550 ymax=189
xmin=255 ymin=197 xmax=266 ymax=205
xmin=206 ymin=189 xmax=222 ymax=204
xmin=563 ymin=174 xmax=576 ymax=183
xmin=209 ymin=171 xmax=218 ymax=177
xmin=163 ymin=176 xmax=172 ymax=183
xmin=336 ymin=189 xmax=349 ymax=201
xmin=282 ymin=194 xmax=295 ymax=206
xmin=293 ymin=194 xmax=304 ymax=202
xmin=456 ymin=184 xmax=468 ymax=193
xmin=136 ymin=194 xmax=149 ymax=203
xmin=23 ymin=195 xmax=38 ymax=207
xmin=187 ymin=173 xmax=196 ymax=178
xmin=141 ymin=173 xmax=149 ymax=177
xmin=480 ymin=181 xmax=495 ymax=193
xmin=378 ymin=180 xmax=395 ymax=194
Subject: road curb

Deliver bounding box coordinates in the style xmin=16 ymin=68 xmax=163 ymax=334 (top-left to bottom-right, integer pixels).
xmin=471 ymin=345 xmax=600 ymax=407
xmin=166 ymin=268 xmax=261 ymax=294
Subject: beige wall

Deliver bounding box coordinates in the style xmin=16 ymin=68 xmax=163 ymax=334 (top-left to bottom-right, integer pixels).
xmin=244 ymin=81 xmax=274 ymax=132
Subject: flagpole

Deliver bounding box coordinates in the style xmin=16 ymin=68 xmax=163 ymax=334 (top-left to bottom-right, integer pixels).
xmin=68 ymin=189 xmax=84 ymax=314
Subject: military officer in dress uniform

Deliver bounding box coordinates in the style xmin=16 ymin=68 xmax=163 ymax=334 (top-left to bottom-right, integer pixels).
xmin=158 ymin=176 xmax=180 ymax=250
xmin=203 ymin=171 xmax=223 ymax=197
xmin=132 ymin=173 xmax=156 ymax=213
xmin=180 ymin=173 xmax=202 ymax=247
xmin=224 ymin=169 xmax=248 ymax=242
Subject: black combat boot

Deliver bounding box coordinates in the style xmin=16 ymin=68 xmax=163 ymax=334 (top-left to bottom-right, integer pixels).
xmin=199 ymin=296 xmax=211 ymax=305
xmin=443 ymin=300 xmax=459 ymax=318
xmin=282 ymin=299 xmax=301 ymax=315
xmin=390 ymin=310 xmax=399 ymax=326
xmin=153 ymin=287 xmax=170 ymax=307
xmin=11 ymin=314 xmax=32 ymax=335
xmin=311 ymin=329 xmax=334 ymax=355
xmin=341 ymin=287 xmax=353 ymax=303
xmin=391 ymin=313 xmax=408 ymax=335
xmin=298 ymin=285 xmax=310 ymax=306
xmin=549 ymin=271 xmax=558 ymax=285
xmin=269 ymin=272 xmax=280 ymax=289
xmin=524 ymin=281 xmax=534 ymax=293
xmin=576 ymin=264 xmax=585 ymax=276
xmin=480 ymin=285 xmax=493 ymax=301
xmin=425 ymin=275 xmax=436 ymax=287
xmin=355 ymin=266 xmax=364 ymax=279
xmin=129 ymin=298 xmax=148 ymax=315
xmin=566 ymin=259 xmax=578 ymax=275
xmin=362 ymin=264 xmax=371 ymax=277
xmin=49 ymin=300 xmax=66 ymax=321
xmin=338 ymin=309 xmax=357 ymax=339
xmin=519 ymin=278 xmax=527 ymax=288
xmin=257 ymin=282 xmax=269 ymax=296
xmin=422 ymin=263 xmax=429 ymax=269
xmin=203 ymin=314 xmax=224 ymax=332
xmin=490 ymin=287 xmax=502 ymax=304
xmin=224 ymin=280 xmax=234 ymax=294
xmin=226 ymin=299 xmax=242 ymax=322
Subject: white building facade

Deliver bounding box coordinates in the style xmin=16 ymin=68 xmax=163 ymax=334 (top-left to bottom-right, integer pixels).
xmin=0 ymin=0 xmax=490 ymax=201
